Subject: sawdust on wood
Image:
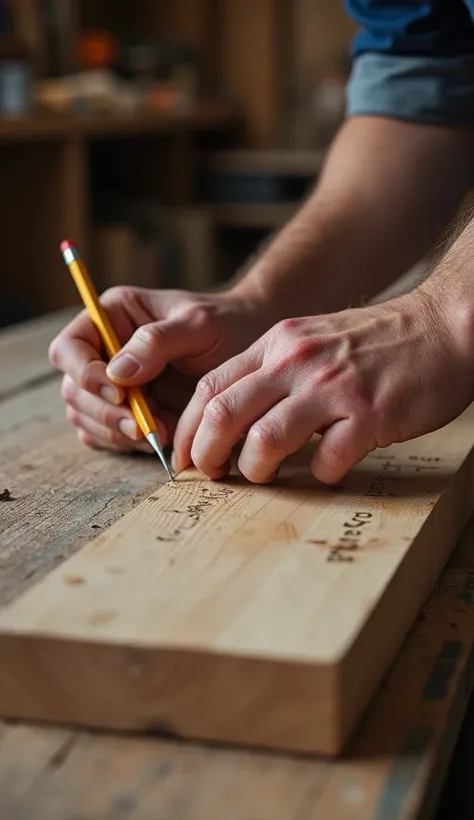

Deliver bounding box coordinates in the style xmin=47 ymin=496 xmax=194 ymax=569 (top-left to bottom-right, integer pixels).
xmin=0 ymin=488 xmax=11 ymax=501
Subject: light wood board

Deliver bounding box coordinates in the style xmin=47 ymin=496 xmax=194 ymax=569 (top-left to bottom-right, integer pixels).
xmin=0 ymin=307 xmax=78 ymax=400
xmin=1 ymin=410 xmax=474 ymax=756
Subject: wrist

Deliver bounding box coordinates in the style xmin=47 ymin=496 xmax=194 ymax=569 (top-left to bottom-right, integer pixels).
xmin=225 ymin=201 xmax=339 ymax=321
xmin=416 ymin=272 xmax=474 ymax=368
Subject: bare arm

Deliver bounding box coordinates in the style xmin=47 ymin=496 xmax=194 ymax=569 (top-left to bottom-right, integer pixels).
xmin=232 ymin=116 xmax=474 ymax=318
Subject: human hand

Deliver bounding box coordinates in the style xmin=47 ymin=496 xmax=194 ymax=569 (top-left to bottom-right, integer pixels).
xmin=173 ymin=289 xmax=474 ymax=484
xmin=49 ymin=286 xmax=270 ymax=454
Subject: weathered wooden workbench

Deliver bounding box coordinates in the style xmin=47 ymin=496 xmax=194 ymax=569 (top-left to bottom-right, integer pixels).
xmin=2 ymin=308 xmax=474 ymax=820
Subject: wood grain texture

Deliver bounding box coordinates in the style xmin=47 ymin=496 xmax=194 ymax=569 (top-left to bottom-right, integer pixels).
xmin=0 ymin=381 xmax=168 ymax=607
xmin=3 ymin=313 xmax=474 ymax=817
xmin=1 ymin=409 xmax=474 ymax=755
xmin=0 ymin=307 xmax=77 ymax=400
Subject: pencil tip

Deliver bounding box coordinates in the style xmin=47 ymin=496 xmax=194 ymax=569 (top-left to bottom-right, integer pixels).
xmin=146 ymin=432 xmax=174 ymax=481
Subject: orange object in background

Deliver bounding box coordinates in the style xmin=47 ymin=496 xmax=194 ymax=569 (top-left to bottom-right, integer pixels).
xmin=147 ymin=84 xmax=180 ymax=112
xmin=77 ymin=30 xmax=117 ymax=70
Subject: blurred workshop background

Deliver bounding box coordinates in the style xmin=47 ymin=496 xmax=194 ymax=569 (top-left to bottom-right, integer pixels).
xmin=0 ymin=0 xmax=357 ymax=329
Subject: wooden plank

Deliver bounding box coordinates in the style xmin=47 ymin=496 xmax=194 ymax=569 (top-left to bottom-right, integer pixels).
xmin=0 ymin=379 xmax=168 ymax=608
xmin=1 ymin=409 xmax=474 ymax=756
xmin=4 ymin=513 xmax=474 ymax=819
xmin=0 ymin=307 xmax=78 ymax=400
xmin=2 ymin=313 xmax=474 ymax=817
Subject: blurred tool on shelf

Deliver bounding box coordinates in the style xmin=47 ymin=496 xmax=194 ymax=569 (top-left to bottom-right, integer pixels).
xmin=0 ymin=0 xmax=31 ymax=115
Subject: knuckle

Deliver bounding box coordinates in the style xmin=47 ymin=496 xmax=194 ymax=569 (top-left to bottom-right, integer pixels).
xmin=267 ymin=339 xmax=320 ymax=380
xmin=133 ymin=322 xmax=163 ymax=351
xmin=78 ymin=430 xmax=94 ymax=448
xmin=182 ymin=302 xmax=215 ymax=330
xmin=97 ymin=402 xmax=117 ymax=429
xmin=78 ymin=363 xmax=97 ymax=393
xmin=276 ymin=317 xmax=299 ymax=336
xmin=248 ymin=417 xmax=283 ymax=453
xmin=323 ymin=438 xmax=347 ymax=469
xmin=196 ymin=372 xmax=219 ymax=403
xmin=308 ymin=364 xmax=344 ymax=392
xmin=48 ymin=336 xmax=62 ymax=368
xmin=66 ymin=406 xmax=81 ymax=428
xmin=203 ymin=394 xmax=233 ymax=428
xmin=60 ymin=375 xmax=76 ymax=404
xmin=102 ymin=285 xmax=136 ymax=308
xmin=288 ymin=338 xmax=319 ymax=363
xmin=100 ymin=425 xmax=116 ymax=445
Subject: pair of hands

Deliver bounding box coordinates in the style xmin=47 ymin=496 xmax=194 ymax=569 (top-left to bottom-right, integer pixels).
xmin=49 ymin=283 xmax=474 ymax=484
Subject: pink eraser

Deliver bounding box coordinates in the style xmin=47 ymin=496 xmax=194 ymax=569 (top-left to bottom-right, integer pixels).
xmin=60 ymin=239 xmax=75 ymax=255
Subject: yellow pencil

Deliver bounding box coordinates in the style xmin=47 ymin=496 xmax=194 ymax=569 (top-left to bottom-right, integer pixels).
xmin=60 ymin=239 xmax=173 ymax=481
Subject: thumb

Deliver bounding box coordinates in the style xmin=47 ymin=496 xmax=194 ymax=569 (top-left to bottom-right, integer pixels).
xmin=106 ymin=316 xmax=200 ymax=385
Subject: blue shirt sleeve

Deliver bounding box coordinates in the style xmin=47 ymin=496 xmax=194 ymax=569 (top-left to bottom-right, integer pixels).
xmin=344 ymin=0 xmax=474 ymax=125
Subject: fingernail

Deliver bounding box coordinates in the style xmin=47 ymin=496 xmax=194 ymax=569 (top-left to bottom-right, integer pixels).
xmin=107 ymin=355 xmax=139 ymax=380
xmin=171 ymin=450 xmax=180 ymax=472
xmin=100 ymin=385 xmax=121 ymax=405
xmin=119 ymin=418 xmax=140 ymax=441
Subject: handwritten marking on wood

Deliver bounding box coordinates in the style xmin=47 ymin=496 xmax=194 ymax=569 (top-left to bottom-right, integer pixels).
xmin=0 ymin=413 xmax=474 ymax=755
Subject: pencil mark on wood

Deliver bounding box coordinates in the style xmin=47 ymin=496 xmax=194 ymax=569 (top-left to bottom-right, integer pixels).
xmin=64 ymin=575 xmax=85 ymax=586
xmin=327 ymin=512 xmax=373 ymax=563
xmin=88 ymin=609 xmax=117 ymax=627
xmin=364 ymin=475 xmax=397 ymax=499
xmin=156 ymin=486 xmax=234 ymax=542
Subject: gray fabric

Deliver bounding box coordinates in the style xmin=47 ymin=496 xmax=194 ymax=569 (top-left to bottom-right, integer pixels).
xmin=346 ymin=52 xmax=474 ymax=125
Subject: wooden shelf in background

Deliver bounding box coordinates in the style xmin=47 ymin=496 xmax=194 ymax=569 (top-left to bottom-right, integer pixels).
xmin=204 ymin=148 xmax=326 ymax=176
xmin=0 ymin=101 xmax=239 ymax=143
xmin=211 ymin=202 xmax=298 ymax=228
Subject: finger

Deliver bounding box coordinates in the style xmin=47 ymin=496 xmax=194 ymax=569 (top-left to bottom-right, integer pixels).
xmin=63 ymin=378 xmax=170 ymax=449
xmin=173 ymin=345 xmax=264 ymax=473
xmin=190 ymin=368 xmax=286 ymax=479
xmin=67 ymin=407 xmax=154 ymax=454
xmin=237 ymin=396 xmax=328 ymax=484
xmin=105 ymin=313 xmax=201 ymax=386
xmin=105 ymin=302 xmax=242 ymax=386
xmin=50 ymin=307 xmax=130 ymax=403
xmin=310 ymin=418 xmax=370 ymax=485
xmin=62 ymin=375 xmax=140 ymax=436
xmin=76 ymin=428 xmax=153 ymax=455
xmin=77 ymin=429 xmax=129 ymax=453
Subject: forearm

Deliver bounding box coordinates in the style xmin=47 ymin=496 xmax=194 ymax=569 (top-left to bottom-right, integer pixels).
xmin=231 ymin=116 xmax=474 ymax=319
xmin=419 ymin=207 xmax=474 ymax=362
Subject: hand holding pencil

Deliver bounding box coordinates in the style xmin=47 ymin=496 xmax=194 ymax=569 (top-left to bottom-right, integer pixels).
xmin=59 ymin=240 xmax=173 ymax=481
